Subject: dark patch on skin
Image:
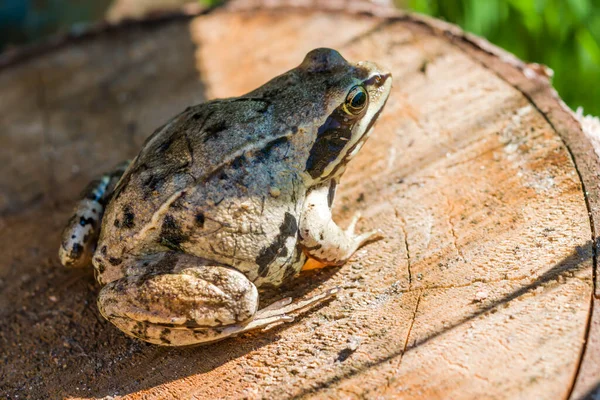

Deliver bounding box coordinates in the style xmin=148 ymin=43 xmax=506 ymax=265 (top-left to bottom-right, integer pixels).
xmin=283 ymin=244 xmax=305 ymax=281
xmin=140 ymin=162 xmax=190 ymax=200
xmin=195 ymin=212 xmax=205 ymax=228
xmin=122 ymin=205 xmax=135 ymax=229
xmin=326 ymin=88 xmax=390 ymax=180
xmin=108 ymin=257 xmax=122 ymax=266
xmin=114 ymin=219 xmax=120 ymax=228
xmin=327 ymin=179 xmax=337 ymax=208
xmin=169 ymin=192 xmax=192 ymax=211
xmin=141 ymin=171 xmax=167 ymax=196
xmin=231 ymin=154 xmax=246 ymax=170
xmin=101 ymin=245 xmax=107 ymax=255
xmin=132 ymin=321 xmax=148 ymax=339
xmin=201 ymin=119 xmax=228 ymax=143
xmin=308 ymin=72 xmax=390 ymax=181
xmin=257 ymin=136 xmax=289 ymax=162
xmin=160 ymin=215 xmax=189 ymax=251
xmin=303 ymin=243 xmax=322 ymax=251
xmin=158 ymin=136 xmax=174 ymax=153
xmin=306 ymin=106 xmax=357 ymax=179
xmin=97 ymin=262 xmax=106 ymax=273
xmin=180 ymin=318 xmax=215 ymax=329
xmin=256 ymin=212 xmax=298 ymax=277
xmin=79 ymin=216 xmax=95 ymax=226
xmin=160 ymin=328 xmax=171 ymax=344
xmin=69 ymin=243 xmax=83 ymax=260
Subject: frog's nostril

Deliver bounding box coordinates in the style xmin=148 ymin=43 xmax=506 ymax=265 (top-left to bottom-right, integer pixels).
xmin=366 ymin=72 xmax=391 ymax=87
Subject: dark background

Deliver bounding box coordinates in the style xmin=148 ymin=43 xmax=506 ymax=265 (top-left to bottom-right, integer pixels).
xmin=1 ymin=0 xmax=599 ymax=115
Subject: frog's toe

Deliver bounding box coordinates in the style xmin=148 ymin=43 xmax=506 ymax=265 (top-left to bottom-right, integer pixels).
xmin=225 ymin=289 xmax=339 ymax=335
xmin=257 ymin=297 xmax=293 ymax=314
xmin=252 ymin=287 xmax=339 ymax=324
xmin=355 ymin=229 xmax=384 ymax=247
xmin=346 ymin=212 xmax=363 ymax=235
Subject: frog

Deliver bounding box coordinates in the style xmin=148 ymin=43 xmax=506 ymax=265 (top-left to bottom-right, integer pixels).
xmin=58 ymin=48 xmax=392 ymax=346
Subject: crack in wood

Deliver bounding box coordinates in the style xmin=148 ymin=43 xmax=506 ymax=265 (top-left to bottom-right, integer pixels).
xmin=401 ymin=289 xmax=422 ymax=358
xmin=395 ymin=208 xmax=412 ymax=287
xmin=443 ymin=192 xmax=465 ymax=263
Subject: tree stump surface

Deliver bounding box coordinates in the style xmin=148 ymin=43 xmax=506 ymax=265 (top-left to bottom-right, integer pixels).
xmin=1 ymin=1 xmax=599 ymax=399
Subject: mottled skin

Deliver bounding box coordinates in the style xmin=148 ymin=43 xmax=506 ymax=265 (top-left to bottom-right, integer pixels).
xmin=59 ymin=49 xmax=392 ymax=346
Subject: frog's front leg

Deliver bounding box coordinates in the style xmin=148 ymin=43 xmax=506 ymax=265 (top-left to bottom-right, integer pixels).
xmin=299 ymin=181 xmax=381 ymax=266
xmin=97 ymin=259 xmax=336 ymax=346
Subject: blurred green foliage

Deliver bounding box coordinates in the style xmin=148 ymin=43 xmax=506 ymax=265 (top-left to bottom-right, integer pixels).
xmin=401 ymin=0 xmax=600 ymax=115
xmin=198 ymin=0 xmax=223 ymax=5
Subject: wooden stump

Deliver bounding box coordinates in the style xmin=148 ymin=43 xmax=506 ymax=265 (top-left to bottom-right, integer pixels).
xmin=1 ymin=1 xmax=598 ymax=398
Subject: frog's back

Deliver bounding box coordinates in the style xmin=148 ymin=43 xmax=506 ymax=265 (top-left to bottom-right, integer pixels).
xmin=94 ymin=98 xmax=306 ymax=284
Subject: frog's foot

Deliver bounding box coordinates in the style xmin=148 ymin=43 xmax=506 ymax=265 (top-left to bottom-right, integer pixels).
xmin=251 ymin=287 xmax=339 ymax=328
xmin=219 ymin=287 xmax=339 ymax=337
xmin=346 ymin=211 xmax=384 ymax=248
xmin=58 ymin=161 xmax=130 ymax=268
xmin=300 ymin=183 xmax=383 ymax=266
xmin=301 ymin=213 xmax=379 ymax=270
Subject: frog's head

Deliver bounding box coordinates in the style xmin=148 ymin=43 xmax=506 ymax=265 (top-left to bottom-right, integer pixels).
xmin=297 ymin=48 xmax=392 ymax=184
xmin=248 ymin=48 xmax=392 ymax=185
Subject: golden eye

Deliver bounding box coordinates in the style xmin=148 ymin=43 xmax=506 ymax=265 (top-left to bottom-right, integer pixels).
xmin=343 ymin=85 xmax=368 ymax=115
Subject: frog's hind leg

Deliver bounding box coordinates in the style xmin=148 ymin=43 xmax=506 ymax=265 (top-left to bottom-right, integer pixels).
xmin=58 ymin=161 xmax=130 ymax=268
xmin=97 ymin=257 xmax=338 ymax=346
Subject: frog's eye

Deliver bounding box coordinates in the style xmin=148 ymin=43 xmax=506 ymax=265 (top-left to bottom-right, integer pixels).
xmin=343 ymin=86 xmax=368 ymax=115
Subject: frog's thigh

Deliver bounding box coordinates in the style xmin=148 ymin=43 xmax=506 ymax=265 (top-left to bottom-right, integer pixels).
xmin=300 ymin=182 xmax=379 ymax=266
xmin=98 ymin=264 xmax=262 ymax=346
